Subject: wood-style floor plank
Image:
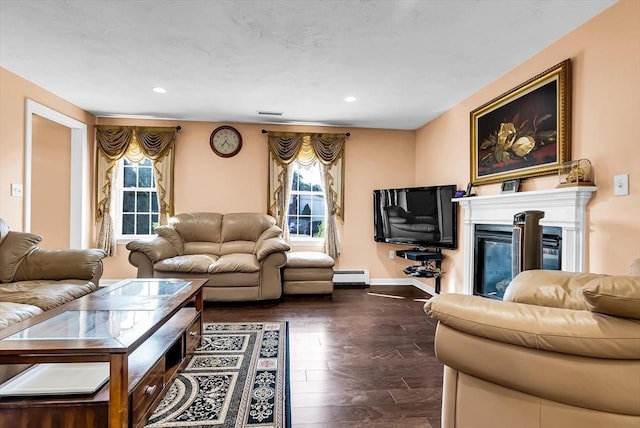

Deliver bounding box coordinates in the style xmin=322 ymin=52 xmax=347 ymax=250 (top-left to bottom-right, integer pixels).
xmin=204 ymin=285 xmax=442 ymax=428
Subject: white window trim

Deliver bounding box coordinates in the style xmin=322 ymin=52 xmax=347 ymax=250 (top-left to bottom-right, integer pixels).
xmin=287 ymin=161 xmax=326 ymax=241
xmin=113 ymin=159 xmax=159 ymax=244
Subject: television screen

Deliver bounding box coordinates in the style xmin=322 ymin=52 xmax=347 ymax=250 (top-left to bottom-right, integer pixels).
xmin=373 ymin=184 xmax=458 ymax=249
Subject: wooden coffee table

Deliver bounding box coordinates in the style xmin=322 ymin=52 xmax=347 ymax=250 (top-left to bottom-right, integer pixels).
xmin=0 ymin=278 xmax=206 ymax=428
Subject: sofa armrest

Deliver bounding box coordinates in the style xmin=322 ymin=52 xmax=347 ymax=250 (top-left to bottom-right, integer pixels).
xmin=424 ymin=293 xmax=640 ymax=359
xmin=255 ymin=237 xmax=290 ymax=261
xmin=126 ymin=237 xmax=179 ymax=262
xmin=13 ymin=248 xmax=106 ymax=282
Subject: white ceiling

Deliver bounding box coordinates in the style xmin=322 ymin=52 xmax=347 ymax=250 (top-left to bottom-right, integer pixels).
xmin=0 ymin=0 xmax=615 ymax=130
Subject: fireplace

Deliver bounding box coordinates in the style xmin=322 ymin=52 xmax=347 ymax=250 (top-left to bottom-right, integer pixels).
xmin=473 ymin=224 xmax=562 ymax=299
xmin=453 ymin=187 xmax=597 ymax=295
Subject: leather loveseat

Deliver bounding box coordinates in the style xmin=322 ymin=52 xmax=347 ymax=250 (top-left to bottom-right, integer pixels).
xmin=126 ymin=212 xmax=291 ymax=302
xmin=424 ymin=269 xmax=640 ymax=428
xmin=0 ymin=218 xmax=106 ymax=330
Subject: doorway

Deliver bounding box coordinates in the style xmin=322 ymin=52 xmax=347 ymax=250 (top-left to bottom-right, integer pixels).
xmin=25 ymin=99 xmax=89 ymax=248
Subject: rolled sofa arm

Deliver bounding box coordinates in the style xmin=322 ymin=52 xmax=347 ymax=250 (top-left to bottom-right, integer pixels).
xmin=255 ymin=237 xmax=291 ymax=261
xmin=126 ymin=236 xmax=179 ymax=262
xmin=13 ymin=248 xmax=106 ymax=282
xmin=424 ymin=293 xmax=640 ymax=359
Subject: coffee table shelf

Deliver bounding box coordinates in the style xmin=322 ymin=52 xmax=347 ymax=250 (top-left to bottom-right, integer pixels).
xmin=0 ymin=278 xmax=205 ymax=428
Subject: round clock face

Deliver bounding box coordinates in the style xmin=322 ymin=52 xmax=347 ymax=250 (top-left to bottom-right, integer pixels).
xmin=210 ymin=126 xmax=242 ymax=157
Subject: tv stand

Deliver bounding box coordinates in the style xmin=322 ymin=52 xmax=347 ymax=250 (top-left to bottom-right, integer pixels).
xmin=396 ymin=248 xmax=443 ymax=294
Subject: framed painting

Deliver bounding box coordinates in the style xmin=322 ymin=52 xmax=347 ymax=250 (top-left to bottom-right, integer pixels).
xmin=470 ymin=59 xmax=571 ymax=185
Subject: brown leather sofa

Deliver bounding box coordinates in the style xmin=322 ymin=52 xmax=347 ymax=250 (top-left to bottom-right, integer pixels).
xmin=424 ymin=269 xmax=640 ymax=428
xmin=0 ymin=218 xmax=105 ymax=330
xmin=126 ymin=212 xmax=291 ymax=302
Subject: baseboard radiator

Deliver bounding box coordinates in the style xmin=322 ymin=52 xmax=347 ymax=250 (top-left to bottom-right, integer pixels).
xmin=333 ymin=269 xmax=370 ymax=286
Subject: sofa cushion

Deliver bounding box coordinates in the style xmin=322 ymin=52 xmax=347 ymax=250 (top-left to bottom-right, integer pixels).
xmin=581 ymin=275 xmax=640 ymax=320
xmin=503 ymin=270 xmax=607 ymax=310
xmin=13 ymin=248 xmax=106 ymax=281
xmin=171 ymin=212 xmax=223 ymax=243
xmin=0 ymin=280 xmax=97 ymax=311
xmin=220 ymin=241 xmax=255 ymax=255
xmin=210 ymin=254 xmax=259 ymax=273
xmin=0 ymin=301 xmax=43 ymax=330
xmin=221 ymin=213 xmax=275 ymax=242
xmin=285 ymin=251 xmax=335 ymax=268
xmin=0 ymin=232 xmax=42 ymax=283
xmin=154 ymin=254 xmax=217 ymax=274
xmin=183 ymin=242 xmax=221 ymax=255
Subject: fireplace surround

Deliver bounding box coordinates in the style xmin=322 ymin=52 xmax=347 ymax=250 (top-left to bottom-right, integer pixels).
xmin=454 ymin=186 xmax=597 ymax=295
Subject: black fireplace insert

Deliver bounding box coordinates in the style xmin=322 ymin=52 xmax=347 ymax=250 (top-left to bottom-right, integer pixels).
xmin=474 ymin=224 xmax=562 ymax=300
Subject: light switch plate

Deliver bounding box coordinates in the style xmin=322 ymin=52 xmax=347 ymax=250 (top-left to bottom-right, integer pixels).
xmin=10 ymin=183 xmax=23 ymax=197
xmin=613 ymin=174 xmax=629 ymax=196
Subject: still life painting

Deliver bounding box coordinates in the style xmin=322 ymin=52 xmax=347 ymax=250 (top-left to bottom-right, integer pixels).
xmin=471 ymin=59 xmax=571 ymax=185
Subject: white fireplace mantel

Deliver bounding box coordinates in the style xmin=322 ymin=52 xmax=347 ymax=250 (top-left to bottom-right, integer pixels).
xmin=453 ymin=186 xmax=597 ymax=295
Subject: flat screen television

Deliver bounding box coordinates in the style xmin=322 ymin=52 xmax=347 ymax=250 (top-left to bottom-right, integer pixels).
xmin=373 ymin=184 xmax=458 ymax=249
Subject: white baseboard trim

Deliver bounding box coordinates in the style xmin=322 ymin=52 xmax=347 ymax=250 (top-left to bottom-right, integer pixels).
xmin=369 ymin=278 xmax=436 ymax=296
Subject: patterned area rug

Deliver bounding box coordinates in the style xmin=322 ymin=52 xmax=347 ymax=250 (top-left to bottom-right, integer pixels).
xmin=145 ymin=322 xmax=289 ymax=428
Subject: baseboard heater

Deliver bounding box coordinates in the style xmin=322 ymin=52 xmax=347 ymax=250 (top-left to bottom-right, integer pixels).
xmin=333 ymin=269 xmax=370 ymax=286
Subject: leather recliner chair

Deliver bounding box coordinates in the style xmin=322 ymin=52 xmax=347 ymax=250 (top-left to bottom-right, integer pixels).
xmin=424 ymin=269 xmax=640 ymax=428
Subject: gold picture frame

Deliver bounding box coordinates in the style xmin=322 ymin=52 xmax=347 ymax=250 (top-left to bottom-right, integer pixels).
xmin=470 ymin=59 xmax=571 ymax=185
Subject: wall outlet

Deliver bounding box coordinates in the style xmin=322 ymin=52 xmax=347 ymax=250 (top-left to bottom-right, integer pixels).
xmin=613 ymin=174 xmax=629 ymax=196
xmin=10 ymin=183 xmax=23 ymax=197
xmin=388 ymin=250 xmax=395 ymax=259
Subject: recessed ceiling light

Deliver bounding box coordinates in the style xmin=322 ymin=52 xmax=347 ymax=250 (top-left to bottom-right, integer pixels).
xmin=344 ymin=96 xmax=357 ymax=103
xmin=152 ymin=87 xmax=167 ymax=94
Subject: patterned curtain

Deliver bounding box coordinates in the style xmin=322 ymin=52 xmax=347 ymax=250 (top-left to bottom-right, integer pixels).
xmin=95 ymin=125 xmax=177 ymax=255
xmin=266 ymin=131 xmax=346 ymax=257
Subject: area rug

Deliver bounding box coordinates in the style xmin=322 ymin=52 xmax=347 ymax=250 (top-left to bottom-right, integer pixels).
xmin=145 ymin=322 xmax=290 ymax=428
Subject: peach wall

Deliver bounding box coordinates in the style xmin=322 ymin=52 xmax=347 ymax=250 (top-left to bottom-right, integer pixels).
xmin=96 ymin=117 xmax=417 ymax=279
xmin=0 ymin=68 xmax=96 ymax=233
xmin=416 ymin=0 xmax=640 ymax=292
xmin=32 ymin=115 xmax=71 ymax=248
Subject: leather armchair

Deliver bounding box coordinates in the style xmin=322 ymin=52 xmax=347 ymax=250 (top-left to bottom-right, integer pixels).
xmin=424 ymin=269 xmax=640 ymax=428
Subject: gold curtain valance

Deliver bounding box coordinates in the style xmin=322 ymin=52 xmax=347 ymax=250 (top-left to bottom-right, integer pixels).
xmin=267 ymin=131 xmax=347 ymax=166
xmin=96 ymin=125 xmax=177 ymax=161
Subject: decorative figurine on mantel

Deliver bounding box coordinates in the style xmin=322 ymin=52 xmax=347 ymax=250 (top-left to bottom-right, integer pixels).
xmin=557 ymin=158 xmax=594 ymax=187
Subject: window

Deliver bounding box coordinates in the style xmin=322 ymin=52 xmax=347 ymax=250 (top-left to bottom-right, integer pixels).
xmin=116 ymin=158 xmax=159 ymax=238
xmin=288 ymin=161 xmax=325 ymax=239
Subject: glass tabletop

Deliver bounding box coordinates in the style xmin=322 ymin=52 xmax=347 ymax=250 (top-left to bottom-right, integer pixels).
xmin=3 ymin=310 xmax=155 ymax=340
xmin=104 ymin=279 xmax=191 ymax=296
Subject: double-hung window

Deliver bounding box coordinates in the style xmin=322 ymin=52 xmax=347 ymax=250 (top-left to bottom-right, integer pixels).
xmin=116 ymin=158 xmax=159 ymax=239
xmin=287 ymin=160 xmax=325 ymax=240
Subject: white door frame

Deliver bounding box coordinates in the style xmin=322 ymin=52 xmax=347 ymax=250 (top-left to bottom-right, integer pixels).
xmin=25 ymin=99 xmax=89 ymax=248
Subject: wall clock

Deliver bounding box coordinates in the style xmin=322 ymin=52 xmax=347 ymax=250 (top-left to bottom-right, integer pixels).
xmin=210 ymin=126 xmax=242 ymax=157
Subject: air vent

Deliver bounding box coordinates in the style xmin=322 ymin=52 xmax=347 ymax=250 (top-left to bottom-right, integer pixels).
xmin=257 ymin=111 xmax=284 ymax=116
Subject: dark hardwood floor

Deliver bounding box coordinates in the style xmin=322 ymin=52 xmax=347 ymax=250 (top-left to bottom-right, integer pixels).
xmin=204 ymin=285 xmax=443 ymax=428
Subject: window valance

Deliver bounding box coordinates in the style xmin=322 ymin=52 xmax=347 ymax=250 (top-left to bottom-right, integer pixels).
xmin=267 ymin=131 xmax=346 ymax=166
xmin=96 ymin=125 xmax=177 ymax=161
